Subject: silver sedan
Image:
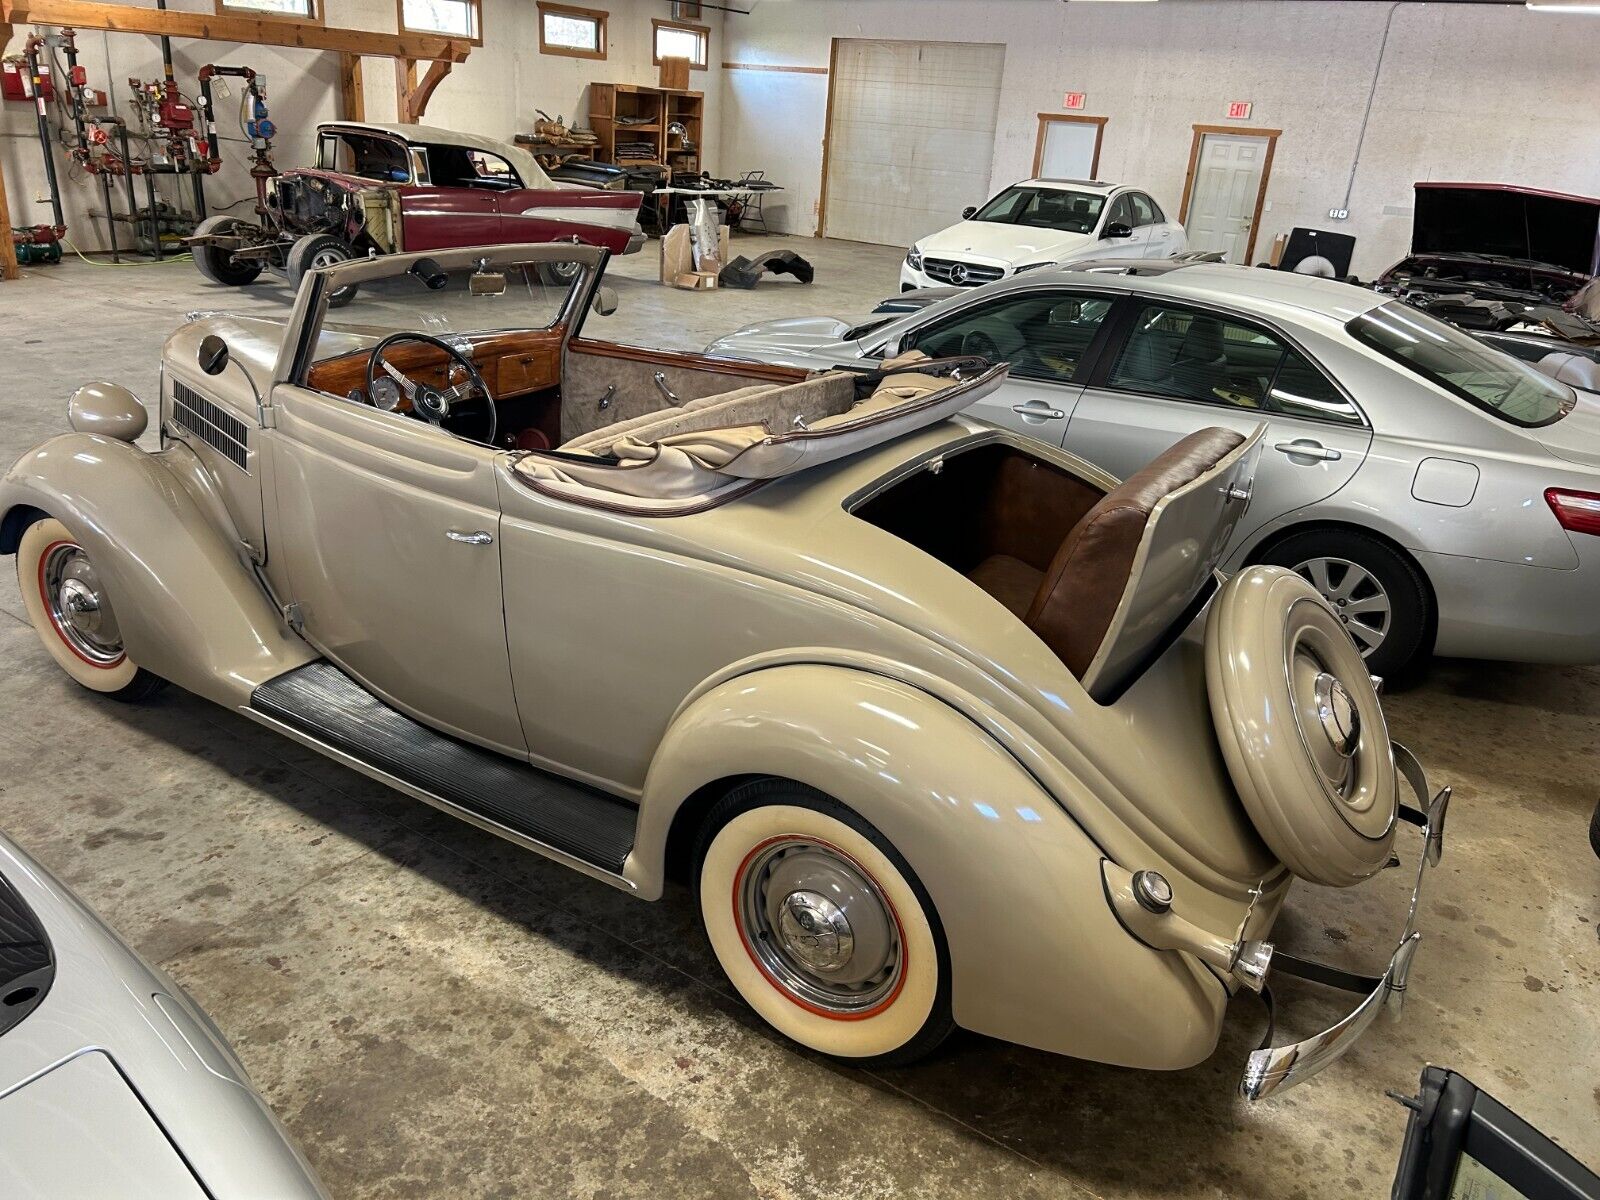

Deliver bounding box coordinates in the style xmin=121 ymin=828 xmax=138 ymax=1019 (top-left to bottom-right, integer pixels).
xmin=708 ymin=263 xmax=1600 ymax=676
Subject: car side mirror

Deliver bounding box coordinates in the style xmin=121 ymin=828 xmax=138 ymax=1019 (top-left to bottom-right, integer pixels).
xmin=592 ymin=285 xmax=618 ymax=317
xmin=961 ymin=206 xmax=977 ymax=220
xmin=1104 ymin=222 xmax=1134 ymax=240
xmin=408 ymin=257 xmax=449 ymax=291
xmin=198 ymin=334 xmax=230 ymax=376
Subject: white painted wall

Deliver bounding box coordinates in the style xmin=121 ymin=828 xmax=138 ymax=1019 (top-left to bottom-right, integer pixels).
xmin=1 ymin=0 xmax=724 ymax=252
xmin=718 ymin=0 xmax=1600 ymax=277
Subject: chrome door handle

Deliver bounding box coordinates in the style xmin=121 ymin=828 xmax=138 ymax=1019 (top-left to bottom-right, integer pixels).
xmin=1011 ymin=402 xmax=1066 ymax=420
xmin=1274 ymin=440 xmax=1341 ymax=462
xmin=446 ymin=529 xmax=494 ymax=545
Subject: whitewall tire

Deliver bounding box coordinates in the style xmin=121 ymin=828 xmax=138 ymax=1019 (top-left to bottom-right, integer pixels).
xmin=16 ymin=517 xmax=164 ymax=702
xmin=696 ymin=782 xmax=952 ymax=1064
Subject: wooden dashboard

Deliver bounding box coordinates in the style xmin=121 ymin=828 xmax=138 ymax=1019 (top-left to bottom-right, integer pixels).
xmin=304 ymin=328 xmax=564 ymax=403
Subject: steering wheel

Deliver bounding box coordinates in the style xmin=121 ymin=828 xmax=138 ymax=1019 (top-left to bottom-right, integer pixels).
xmin=961 ymin=330 xmax=1002 ymax=361
xmin=364 ymin=332 xmax=497 ymax=447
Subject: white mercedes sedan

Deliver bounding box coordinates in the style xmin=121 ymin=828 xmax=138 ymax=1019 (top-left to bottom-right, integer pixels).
xmin=708 ymin=264 xmax=1600 ymax=678
xmin=900 ymin=179 xmax=1186 ymax=292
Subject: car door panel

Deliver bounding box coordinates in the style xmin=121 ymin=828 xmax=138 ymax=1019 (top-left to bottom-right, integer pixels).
xmin=268 ymin=385 xmax=527 ymax=754
xmin=1065 ymin=299 xmax=1371 ymax=545
xmin=399 ymin=187 xmax=501 ymax=252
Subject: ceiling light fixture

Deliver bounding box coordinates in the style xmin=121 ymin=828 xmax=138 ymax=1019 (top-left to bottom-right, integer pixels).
xmin=1526 ymin=0 xmax=1600 ymax=11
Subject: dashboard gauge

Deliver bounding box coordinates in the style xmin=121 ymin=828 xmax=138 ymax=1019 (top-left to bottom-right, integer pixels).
xmin=369 ymin=376 xmax=404 ymax=411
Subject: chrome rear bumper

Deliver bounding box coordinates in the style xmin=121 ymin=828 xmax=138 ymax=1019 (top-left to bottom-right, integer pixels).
xmin=1239 ymin=742 xmax=1449 ymax=1101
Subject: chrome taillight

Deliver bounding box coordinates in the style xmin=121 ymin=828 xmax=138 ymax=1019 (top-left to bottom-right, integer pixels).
xmin=1545 ymin=487 xmax=1600 ymax=536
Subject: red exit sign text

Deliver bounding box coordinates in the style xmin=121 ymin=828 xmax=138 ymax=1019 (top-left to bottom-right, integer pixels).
xmin=1062 ymin=91 xmax=1086 ymax=110
xmin=1226 ymin=100 xmax=1253 ymax=120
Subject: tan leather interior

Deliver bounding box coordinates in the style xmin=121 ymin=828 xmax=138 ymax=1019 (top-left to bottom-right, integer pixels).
xmin=1023 ymin=427 xmax=1246 ymax=678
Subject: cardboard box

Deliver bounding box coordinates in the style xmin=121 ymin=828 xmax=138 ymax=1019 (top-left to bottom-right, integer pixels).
xmin=660 ymin=223 xmax=729 ymax=288
xmin=674 ymin=271 xmax=718 ymax=290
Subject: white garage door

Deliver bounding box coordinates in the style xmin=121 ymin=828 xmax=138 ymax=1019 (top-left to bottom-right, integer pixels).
xmin=822 ymin=39 xmax=1006 ymax=248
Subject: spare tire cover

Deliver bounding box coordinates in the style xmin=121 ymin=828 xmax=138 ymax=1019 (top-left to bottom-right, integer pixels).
xmin=1206 ymin=566 xmax=1398 ymax=887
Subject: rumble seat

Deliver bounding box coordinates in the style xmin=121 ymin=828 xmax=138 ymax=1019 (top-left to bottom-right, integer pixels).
xmin=966 ymin=427 xmax=1246 ymax=679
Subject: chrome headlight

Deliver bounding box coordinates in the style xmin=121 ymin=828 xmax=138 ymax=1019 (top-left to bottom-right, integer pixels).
xmin=905 ymin=246 xmax=923 ymax=270
xmin=1013 ymin=261 xmax=1058 ymax=274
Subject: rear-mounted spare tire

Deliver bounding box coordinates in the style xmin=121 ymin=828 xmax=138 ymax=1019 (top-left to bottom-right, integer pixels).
xmin=1206 ymin=566 xmax=1398 ymax=887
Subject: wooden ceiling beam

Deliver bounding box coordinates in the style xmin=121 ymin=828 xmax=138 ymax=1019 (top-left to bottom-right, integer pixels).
xmin=0 ymin=0 xmax=472 ymax=62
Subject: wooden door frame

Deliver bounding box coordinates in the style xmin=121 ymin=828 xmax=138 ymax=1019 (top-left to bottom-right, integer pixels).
xmin=1031 ymin=113 xmax=1108 ymax=179
xmin=816 ymin=36 xmax=841 ymax=238
xmin=1178 ymin=123 xmax=1282 ymax=264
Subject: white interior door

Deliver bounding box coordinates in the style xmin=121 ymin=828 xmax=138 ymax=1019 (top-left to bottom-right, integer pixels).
xmin=1039 ymin=120 xmax=1098 ymax=179
xmin=1185 ymin=133 xmax=1268 ymax=264
xmin=823 ymin=39 xmax=1006 ymax=247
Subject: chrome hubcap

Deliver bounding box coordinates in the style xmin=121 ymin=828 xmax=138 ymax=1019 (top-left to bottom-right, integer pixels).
xmin=1294 ymin=556 xmax=1391 ymax=657
xmin=1313 ymin=671 xmax=1361 ymax=757
xmin=310 ymin=248 xmax=347 ymax=269
xmin=42 ymin=544 xmax=124 ymax=664
xmin=739 ymin=839 xmax=901 ymax=1014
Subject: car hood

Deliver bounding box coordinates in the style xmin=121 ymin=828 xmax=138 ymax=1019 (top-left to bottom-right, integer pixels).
xmin=707 ymin=315 xmax=876 ymax=361
xmin=1534 ymin=390 xmax=1600 ymax=468
xmin=917 ymin=220 xmax=1096 ymax=267
xmin=1411 ymin=184 xmax=1600 ymax=278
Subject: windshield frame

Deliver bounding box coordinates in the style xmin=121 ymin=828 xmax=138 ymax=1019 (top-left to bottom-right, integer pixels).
xmin=1346 ymin=302 xmax=1575 ymax=429
xmin=970 ymin=185 xmax=1107 ymax=235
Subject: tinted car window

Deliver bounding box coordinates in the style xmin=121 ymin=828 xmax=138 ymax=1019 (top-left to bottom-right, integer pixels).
xmin=1106 ymin=194 xmax=1133 ymax=230
xmin=971 ymin=187 xmax=1105 ymax=235
xmin=1348 ymin=302 xmax=1573 ymax=428
xmin=907 ymin=292 xmax=1114 ymax=384
xmin=1129 ymin=193 xmax=1158 ymax=228
xmin=1108 ymin=302 xmax=1361 ymax=424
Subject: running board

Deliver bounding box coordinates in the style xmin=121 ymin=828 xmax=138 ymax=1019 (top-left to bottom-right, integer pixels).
xmin=250 ymin=662 xmax=636 ymax=875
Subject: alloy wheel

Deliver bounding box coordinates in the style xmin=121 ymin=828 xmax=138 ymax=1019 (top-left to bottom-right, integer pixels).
xmin=1293 ymin=555 xmax=1391 ymax=659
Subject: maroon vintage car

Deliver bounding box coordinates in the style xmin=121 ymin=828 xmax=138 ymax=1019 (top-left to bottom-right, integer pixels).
xmin=189 ymin=121 xmax=645 ymax=300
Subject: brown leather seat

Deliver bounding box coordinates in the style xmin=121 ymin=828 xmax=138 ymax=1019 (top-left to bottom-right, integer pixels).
xmin=1024 ymin=427 xmax=1246 ymax=678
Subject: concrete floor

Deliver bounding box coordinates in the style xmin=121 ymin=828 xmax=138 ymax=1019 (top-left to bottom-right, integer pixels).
xmin=0 ymin=238 xmax=1596 ymax=1199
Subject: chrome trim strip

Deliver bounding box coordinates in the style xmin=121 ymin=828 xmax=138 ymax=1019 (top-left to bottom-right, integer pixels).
xmin=1239 ymin=740 xmax=1449 ymax=1100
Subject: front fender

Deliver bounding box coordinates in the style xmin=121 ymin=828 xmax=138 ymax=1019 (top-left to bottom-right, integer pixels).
xmin=634 ymin=663 xmax=1226 ymax=1069
xmin=0 ymin=434 xmax=315 ymax=706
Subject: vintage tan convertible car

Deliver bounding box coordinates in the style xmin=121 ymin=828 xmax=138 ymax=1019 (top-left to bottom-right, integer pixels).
xmin=0 ymin=244 xmax=1449 ymax=1099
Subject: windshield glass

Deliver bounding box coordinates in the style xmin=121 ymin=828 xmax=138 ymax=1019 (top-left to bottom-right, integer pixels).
xmin=971 ymin=186 xmax=1104 ymax=234
xmin=299 ymin=256 xmax=583 ymax=386
xmin=1347 ymin=302 xmax=1574 ymax=427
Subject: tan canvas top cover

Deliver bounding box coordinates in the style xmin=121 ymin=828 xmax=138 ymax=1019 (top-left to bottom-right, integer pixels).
xmin=512 ymin=356 xmax=1009 ymax=512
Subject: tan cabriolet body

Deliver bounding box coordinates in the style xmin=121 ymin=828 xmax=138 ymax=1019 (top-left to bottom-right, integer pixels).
xmin=0 ymin=245 xmax=1447 ymax=1099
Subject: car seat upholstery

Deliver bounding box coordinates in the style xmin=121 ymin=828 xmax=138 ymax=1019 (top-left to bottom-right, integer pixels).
xmin=1166 ymin=317 xmax=1228 ymax=399
xmin=965 ymin=427 xmax=1245 ymax=680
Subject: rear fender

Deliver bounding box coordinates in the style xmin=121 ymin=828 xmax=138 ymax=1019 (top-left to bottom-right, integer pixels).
xmin=634 ymin=663 xmax=1226 ymax=1069
xmin=0 ymin=434 xmax=316 ymax=706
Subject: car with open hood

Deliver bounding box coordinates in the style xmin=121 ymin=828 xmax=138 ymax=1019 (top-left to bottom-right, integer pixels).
xmin=710 ymin=261 xmax=1600 ymax=678
xmin=900 ymin=178 xmax=1185 ymax=292
xmin=188 ymin=121 xmax=645 ymax=303
xmin=1374 ymin=182 xmax=1599 ymax=330
xmin=0 ymin=242 xmax=1447 ymax=1100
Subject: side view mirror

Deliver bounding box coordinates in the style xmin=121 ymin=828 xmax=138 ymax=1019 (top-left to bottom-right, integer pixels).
xmin=408 ymin=257 xmax=449 ymax=291
xmin=1104 ymin=222 xmax=1134 ymax=240
xmin=592 ymin=285 xmax=618 ymax=317
xmin=198 ymin=334 xmax=230 ymax=376
xmin=961 ymin=206 xmax=977 ymax=220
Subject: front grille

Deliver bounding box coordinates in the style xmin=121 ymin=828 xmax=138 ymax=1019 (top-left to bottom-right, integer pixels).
xmin=172 ymin=380 xmax=250 ymax=471
xmin=922 ymin=257 xmax=1005 ymax=287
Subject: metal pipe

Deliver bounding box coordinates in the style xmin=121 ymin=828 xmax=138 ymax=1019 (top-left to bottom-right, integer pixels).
xmin=144 ymin=169 xmax=163 ymax=260
xmin=25 ymin=39 xmax=66 ymax=231
xmin=100 ymin=171 xmax=119 ymax=262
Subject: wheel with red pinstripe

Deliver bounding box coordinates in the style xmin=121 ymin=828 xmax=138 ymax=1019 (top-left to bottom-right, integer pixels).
xmin=694 ymin=779 xmax=953 ymax=1064
xmin=16 ymin=518 xmax=165 ymax=702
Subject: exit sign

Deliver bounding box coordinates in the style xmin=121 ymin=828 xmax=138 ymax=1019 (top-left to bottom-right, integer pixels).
xmin=1062 ymin=91 xmax=1086 ymax=110
xmin=1226 ymin=100 xmax=1253 ymax=120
